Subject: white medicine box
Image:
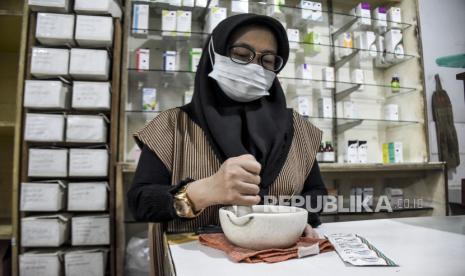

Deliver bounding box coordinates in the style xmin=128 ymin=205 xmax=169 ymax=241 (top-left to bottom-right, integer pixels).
xmin=75 ymin=15 xmax=114 ymax=47
xmin=384 ymin=104 xmax=399 ymax=121
xmin=352 ymin=2 xmax=371 ymax=27
xmin=205 ymin=7 xmax=227 ymax=33
xmin=30 ymin=47 xmax=69 ymax=78
xmin=311 ymin=1 xmax=323 ymax=21
xmin=373 ymin=7 xmax=387 ymax=32
xmin=66 ymin=115 xmax=108 ymax=143
xmin=72 ymin=81 xmax=111 ymax=110
xmin=318 ymin=97 xmax=333 ymax=118
xmin=176 ymin=11 xmax=192 ymax=36
xmin=65 ymin=249 xmax=108 ymax=276
xmin=69 ymin=148 xmax=109 ymax=177
xmin=293 ymin=96 xmax=312 ymax=116
xmin=69 ymin=48 xmax=110 ymax=80
xmin=74 ymin=0 xmax=122 ymax=18
xmin=162 ymin=10 xmax=177 ymax=35
xmin=36 ymin=13 xmax=75 ymax=46
xmin=68 ymin=182 xmax=108 ymax=211
xmin=21 ymin=215 xmax=70 ymax=247
xmin=387 ymin=7 xmax=401 ymax=29
xmin=20 ymin=252 xmax=63 ymax=276
xmin=28 ymin=0 xmax=71 ymax=12
xmin=20 ymin=181 xmax=66 ymax=212
xmin=71 ymin=215 xmax=110 ymax=245
xmin=231 ymin=0 xmax=248 ymax=13
xmin=322 ymin=67 xmax=335 ymax=89
xmin=24 ymin=80 xmax=70 ymax=109
xmin=24 ymin=113 xmax=65 ymax=142
xmin=132 ymin=4 xmax=149 ymax=36
xmin=28 ymin=148 xmax=68 ymax=178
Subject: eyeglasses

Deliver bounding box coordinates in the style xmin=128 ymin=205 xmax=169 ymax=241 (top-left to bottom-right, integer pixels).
xmin=228 ymin=45 xmax=284 ymax=72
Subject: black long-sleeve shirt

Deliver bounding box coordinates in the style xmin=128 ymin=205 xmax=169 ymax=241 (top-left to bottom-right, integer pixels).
xmin=127 ymin=145 xmax=327 ymax=227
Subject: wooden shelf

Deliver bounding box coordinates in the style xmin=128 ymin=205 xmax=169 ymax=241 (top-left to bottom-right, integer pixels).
xmin=0 ymin=224 xmax=12 ymax=240
xmin=118 ymin=162 xmax=445 ymax=174
xmin=0 ymin=9 xmax=22 ymax=16
xmin=319 ymin=162 xmax=445 ymax=173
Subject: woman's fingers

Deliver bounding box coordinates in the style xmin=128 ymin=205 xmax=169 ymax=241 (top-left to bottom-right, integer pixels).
xmin=233 ymin=195 xmax=261 ymax=206
xmin=237 ymin=169 xmax=261 ymax=184
xmin=235 ymin=181 xmax=260 ymax=195
xmin=236 ymin=154 xmax=262 ymax=175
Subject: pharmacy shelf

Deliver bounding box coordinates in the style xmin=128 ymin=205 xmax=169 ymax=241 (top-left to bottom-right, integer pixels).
xmin=128 ymin=28 xmax=418 ymax=70
xmin=117 ymin=161 xmax=445 ymax=175
xmin=126 ymin=68 xmax=417 ymax=96
xmin=319 ymin=162 xmax=445 ymax=173
xmin=301 ymin=115 xmax=421 ymax=131
xmin=331 ymin=11 xmax=412 ymax=39
xmin=132 ymin=0 xmax=209 ymax=21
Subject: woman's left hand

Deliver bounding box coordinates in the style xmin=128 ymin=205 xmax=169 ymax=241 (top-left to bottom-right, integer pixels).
xmin=303 ymin=224 xmax=320 ymax=239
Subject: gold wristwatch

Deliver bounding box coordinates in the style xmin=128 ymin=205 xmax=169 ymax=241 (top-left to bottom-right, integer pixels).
xmin=173 ymin=182 xmax=204 ymax=218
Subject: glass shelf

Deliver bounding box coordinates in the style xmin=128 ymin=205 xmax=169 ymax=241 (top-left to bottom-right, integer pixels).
xmin=128 ymin=28 xmax=417 ymax=70
xmin=301 ymin=115 xmax=421 ymax=133
xmin=127 ymin=68 xmax=417 ymax=99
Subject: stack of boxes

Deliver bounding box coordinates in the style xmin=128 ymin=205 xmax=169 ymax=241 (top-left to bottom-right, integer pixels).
xmin=20 ymin=0 xmax=121 ymax=275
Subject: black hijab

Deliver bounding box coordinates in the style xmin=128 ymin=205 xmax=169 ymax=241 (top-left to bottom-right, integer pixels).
xmin=181 ymin=13 xmax=293 ymax=198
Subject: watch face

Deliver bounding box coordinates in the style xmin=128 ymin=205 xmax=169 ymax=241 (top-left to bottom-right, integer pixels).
xmin=174 ymin=199 xmax=188 ymax=215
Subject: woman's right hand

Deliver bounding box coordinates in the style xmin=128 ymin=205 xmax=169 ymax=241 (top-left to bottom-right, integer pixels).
xmin=187 ymin=154 xmax=262 ymax=210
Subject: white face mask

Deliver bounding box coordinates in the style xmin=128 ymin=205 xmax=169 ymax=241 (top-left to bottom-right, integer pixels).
xmin=207 ymin=38 xmax=277 ymax=102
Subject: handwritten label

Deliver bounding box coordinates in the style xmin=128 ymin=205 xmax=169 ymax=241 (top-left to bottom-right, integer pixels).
xmin=28 ymin=149 xmax=68 ymax=177
xmin=21 ymin=218 xmax=66 ymax=246
xmin=20 ymin=183 xmax=63 ymax=211
xmin=68 ymin=182 xmax=108 ymax=211
xmin=65 ymin=251 xmax=107 ymax=276
xmin=69 ymin=149 xmax=108 ymax=177
xmin=72 ymin=82 xmax=110 ymax=109
xmin=20 ymin=254 xmax=61 ymax=276
xmin=25 ymin=114 xmax=64 ymax=142
xmin=72 ymin=216 xmax=109 ymax=245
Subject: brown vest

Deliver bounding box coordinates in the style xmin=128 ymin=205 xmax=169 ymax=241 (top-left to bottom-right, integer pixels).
xmin=134 ymin=108 xmax=322 ymax=232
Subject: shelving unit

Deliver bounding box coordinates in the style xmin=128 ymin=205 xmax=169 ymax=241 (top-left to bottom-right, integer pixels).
xmin=0 ymin=2 xmax=23 ymax=263
xmin=11 ymin=3 xmax=123 ymax=276
xmin=116 ymin=0 xmax=446 ymax=274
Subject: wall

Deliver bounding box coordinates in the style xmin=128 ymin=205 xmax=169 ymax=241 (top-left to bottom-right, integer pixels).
xmin=418 ymin=0 xmax=465 ymax=203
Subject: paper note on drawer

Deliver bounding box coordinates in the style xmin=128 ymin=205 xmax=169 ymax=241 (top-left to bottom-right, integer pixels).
xmin=36 ymin=13 xmax=75 ymax=46
xmin=31 ymin=47 xmax=69 ymax=78
xmin=24 ymin=80 xmax=70 ymax=109
xmin=69 ymin=48 xmax=110 ymax=80
xmin=69 ymin=148 xmax=108 ymax=177
xmin=72 ymin=81 xmax=111 ymax=110
xmin=28 ymin=0 xmax=71 ymax=12
xmin=20 ymin=251 xmax=63 ymax=276
xmin=65 ymin=249 xmax=108 ymax=276
xmin=75 ymin=15 xmax=114 ymax=47
xmin=71 ymin=215 xmax=110 ymax=245
xmin=28 ymin=148 xmax=68 ymax=177
xmin=68 ymin=182 xmax=108 ymax=211
xmin=25 ymin=113 xmax=65 ymax=142
xmin=66 ymin=115 xmax=108 ymax=143
xmin=21 ymin=215 xmax=70 ymax=247
xmin=74 ymin=0 xmax=122 ymax=18
xmin=20 ymin=181 xmax=66 ymax=211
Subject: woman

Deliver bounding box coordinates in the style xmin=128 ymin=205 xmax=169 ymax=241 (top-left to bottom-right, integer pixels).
xmin=127 ymin=13 xmax=327 ymax=237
